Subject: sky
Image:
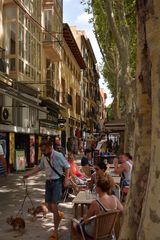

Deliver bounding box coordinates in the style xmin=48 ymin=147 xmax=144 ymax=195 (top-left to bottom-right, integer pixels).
xmin=63 ymin=0 xmax=113 ymax=106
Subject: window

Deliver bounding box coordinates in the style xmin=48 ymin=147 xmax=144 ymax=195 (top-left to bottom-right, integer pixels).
xmin=18 ymin=9 xmax=41 ymax=81
xmin=4 ymin=7 xmax=16 ymax=20
xmin=76 ymin=94 xmax=81 ymax=115
xmin=10 ymin=58 xmax=16 ymax=71
xmin=4 ymin=22 xmax=16 ymax=55
xmin=46 ymin=59 xmax=55 ymax=84
xmin=44 ymin=9 xmax=52 ymax=40
xmin=4 ymin=3 xmax=41 ymax=79
xmin=19 ymin=59 xmax=24 ymax=73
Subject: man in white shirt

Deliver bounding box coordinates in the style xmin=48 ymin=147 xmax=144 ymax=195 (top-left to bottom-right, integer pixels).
xmin=114 ymin=153 xmax=132 ymax=186
xmin=0 ymin=144 xmax=7 ymax=175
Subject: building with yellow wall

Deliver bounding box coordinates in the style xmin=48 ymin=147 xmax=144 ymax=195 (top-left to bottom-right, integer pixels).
xmin=0 ymin=0 xmax=64 ymax=168
xmin=0 ymin=0 xmax=101 ymax=165
xmin=62 ymin=23 xmax=85 ymax=140
xmin=71 ymin=26 xmax=101 ymax=135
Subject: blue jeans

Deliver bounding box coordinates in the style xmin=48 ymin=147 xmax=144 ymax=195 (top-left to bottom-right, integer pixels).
xmin=45 ymin=178 xmax=62 ymax=204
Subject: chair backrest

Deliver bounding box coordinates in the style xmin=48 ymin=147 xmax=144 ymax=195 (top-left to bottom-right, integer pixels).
xmin=94 ymin=210 xmax=120 ymax=240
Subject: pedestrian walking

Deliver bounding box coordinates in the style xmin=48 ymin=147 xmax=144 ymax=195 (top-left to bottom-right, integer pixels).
xmin=23 ymin=139 xmax=70 ymax=240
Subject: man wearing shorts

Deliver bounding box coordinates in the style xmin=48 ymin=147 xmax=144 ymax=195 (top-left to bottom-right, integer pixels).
xmin=23 ymin=140 xmax=70 ymax=239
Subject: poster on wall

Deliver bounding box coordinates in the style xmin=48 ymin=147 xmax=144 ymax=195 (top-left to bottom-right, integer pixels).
xmin=15 ymin=150 xmax=26 ymax=171
xmin=0 ymin=139 xmax=7 ymax=158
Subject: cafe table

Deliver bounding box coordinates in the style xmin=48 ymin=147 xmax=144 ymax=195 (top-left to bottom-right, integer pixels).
xmin=72 ymin=190 xmax=97 ymax=218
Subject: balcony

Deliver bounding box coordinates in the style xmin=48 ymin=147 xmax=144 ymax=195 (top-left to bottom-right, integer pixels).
xmin=60 ymin=92 xmax=72 ymax=107
xmin=46 ymin=85 xmax=60 ymax=102
xmin=43 ymin=33 xmax=61 ymax=62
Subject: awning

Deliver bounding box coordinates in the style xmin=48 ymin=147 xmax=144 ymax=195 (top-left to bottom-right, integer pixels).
xmin=0 ymin=87 xmax=48 ymax=113
xmin=0 ymin=72 xmax=47 ymax=113
xmin=104 ymin=120 xmax=125 ymax=132
xmin=40 ymin=97 xmax=66 ymax=111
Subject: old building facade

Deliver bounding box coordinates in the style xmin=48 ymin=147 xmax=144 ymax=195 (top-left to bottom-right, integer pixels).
xmin=0 ymin=0 xmax=100 ymax=171
xmin=71 ymin=26 xmax=101 ymax=135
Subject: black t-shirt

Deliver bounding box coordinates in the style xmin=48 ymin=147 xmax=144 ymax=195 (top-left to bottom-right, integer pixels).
xmin=81 ymin=156 xmax=89 ymax=166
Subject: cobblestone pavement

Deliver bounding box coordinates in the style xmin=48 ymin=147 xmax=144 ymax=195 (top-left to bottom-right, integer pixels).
xmin=0 ymin=172 xmax=74 ymax=240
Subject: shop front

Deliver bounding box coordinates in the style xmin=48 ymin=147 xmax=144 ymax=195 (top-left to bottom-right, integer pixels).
xmin=0 ymin=126 xmax=39 ymax=172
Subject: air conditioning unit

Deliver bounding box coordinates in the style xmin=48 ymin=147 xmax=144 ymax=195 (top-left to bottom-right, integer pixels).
xmin=0 ymin=107 xmax=12 ymax=123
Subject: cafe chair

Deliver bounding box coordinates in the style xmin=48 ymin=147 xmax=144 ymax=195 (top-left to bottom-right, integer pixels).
xmin=72 ymin=209 xmax=120 ymax=240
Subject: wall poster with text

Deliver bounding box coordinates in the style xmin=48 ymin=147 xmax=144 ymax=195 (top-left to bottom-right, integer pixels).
xmin=15 ymin=150 xmax=26 ymax=171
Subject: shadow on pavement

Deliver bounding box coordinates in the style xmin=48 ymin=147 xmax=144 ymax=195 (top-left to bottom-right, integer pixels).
xmin=0 ymin=173 xmax=73 ymax=239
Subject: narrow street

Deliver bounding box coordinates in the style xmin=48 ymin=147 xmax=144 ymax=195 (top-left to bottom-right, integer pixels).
xmin=0 ymin=172 xmax=73 ymax=240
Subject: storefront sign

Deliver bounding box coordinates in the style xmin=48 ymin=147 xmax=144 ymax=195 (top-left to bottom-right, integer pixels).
xmin=15 ymin=150 xmax=26 ymax=171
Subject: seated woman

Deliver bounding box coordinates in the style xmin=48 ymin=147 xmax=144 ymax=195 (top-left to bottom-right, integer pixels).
xmin=81 ymin=148 xmax=94 ymax=177
xmin=74 ymin=175 xmax=123 ymax=238
xmin=88 ymin=160 xmax=108 ymax=191
xmin=68 ymin=152 xmax=87 ymax=186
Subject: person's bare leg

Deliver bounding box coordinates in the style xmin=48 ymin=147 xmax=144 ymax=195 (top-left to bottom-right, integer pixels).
xmin=48 ymin=203 xmax=61 ymax=235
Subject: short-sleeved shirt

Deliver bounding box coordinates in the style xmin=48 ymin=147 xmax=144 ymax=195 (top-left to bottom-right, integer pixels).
xmin=38 ymin=150 xmax=70 ymax=180
xmin=0 ymin=145 xmax=4 ymax=155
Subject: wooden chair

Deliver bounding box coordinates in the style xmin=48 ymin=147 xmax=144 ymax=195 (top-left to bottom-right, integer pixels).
xmin=72 ymin=209 xmax=120 ymax=240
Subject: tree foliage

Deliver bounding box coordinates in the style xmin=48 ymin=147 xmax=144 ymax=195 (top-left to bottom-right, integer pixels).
xmin=81 ymin=0 xmax=136 ymax=103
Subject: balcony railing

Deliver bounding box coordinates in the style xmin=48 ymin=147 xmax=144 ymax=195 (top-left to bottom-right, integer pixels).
xmin=43 ymin=32 xmax=61 ymax=62
xmin=60 ymin=92 xmax=72 ymax=107
xmin=46 ymin=85 xmax=60 ymax=102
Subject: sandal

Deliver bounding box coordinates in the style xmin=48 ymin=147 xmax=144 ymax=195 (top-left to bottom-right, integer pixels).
xmin=48 ymin=233 xmax=59 ymax=240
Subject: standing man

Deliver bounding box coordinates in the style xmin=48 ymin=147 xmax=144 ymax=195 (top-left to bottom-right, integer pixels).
xmin=114 ymin=153 xmax=132 ymax=187
xmin=23 ymin=140 xmax=70 ymax=240
xmin=0 ymin=144 xmax=7 ymax=176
